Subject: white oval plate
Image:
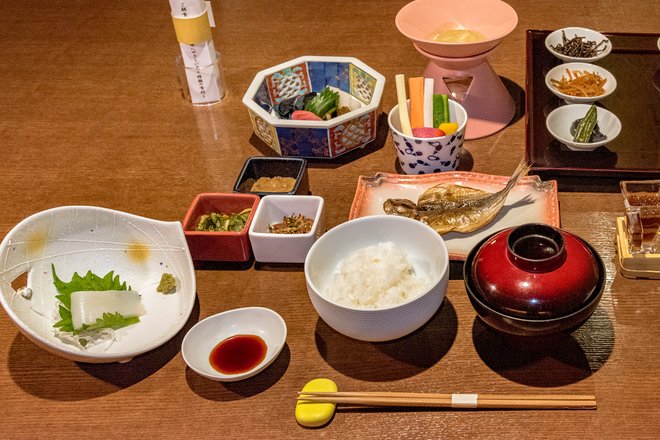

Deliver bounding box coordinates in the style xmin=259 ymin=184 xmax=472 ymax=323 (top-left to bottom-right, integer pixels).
xmin=182 ymin=307 xmax=287 ymax=382
xmin=0 ymin=206 xmax=196 ymax=363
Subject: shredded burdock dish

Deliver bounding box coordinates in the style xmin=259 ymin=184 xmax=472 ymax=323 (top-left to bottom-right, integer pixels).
xmin=269 ymin=214 xmax=313 ymax=234
xmin=550 ymin=69 xmax=607 ymax=97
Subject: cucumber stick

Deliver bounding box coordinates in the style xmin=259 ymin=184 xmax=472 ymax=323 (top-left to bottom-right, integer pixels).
xmin=432 ymin=94 xmax=449 ymax=127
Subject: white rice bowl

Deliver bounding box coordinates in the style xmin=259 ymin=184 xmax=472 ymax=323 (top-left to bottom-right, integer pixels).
xmin=304 ymin=215 xmax=449 ymax=342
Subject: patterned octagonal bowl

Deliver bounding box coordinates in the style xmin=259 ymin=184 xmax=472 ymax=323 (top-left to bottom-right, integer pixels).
xmin=242 ymin=56 xmax=385 ymax=158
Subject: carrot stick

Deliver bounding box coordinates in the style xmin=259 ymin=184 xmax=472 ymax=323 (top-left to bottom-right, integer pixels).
xmin=408 ymin=77 xmax=424 ymax=129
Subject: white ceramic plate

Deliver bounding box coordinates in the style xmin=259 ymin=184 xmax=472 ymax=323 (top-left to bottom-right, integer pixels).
xmin=181 ymin=307 xmax=287 ymax=382
xmin=0 ymin=206 xmax=196 ymax=363
xmin=349 ymin=172 xmax=559 ymax=260
xmin=546 ymin=104 xmax=621 ymax=151
xmin=545 ymin=27 xmax=611 ymax=63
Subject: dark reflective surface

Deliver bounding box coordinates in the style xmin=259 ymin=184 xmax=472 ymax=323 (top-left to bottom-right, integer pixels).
xmin=526 ymin=31 xmax=660 ymax=185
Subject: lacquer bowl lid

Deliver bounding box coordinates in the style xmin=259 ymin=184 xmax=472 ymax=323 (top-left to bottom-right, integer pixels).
xmin=470 ymin=223 xmax=599 ymax=319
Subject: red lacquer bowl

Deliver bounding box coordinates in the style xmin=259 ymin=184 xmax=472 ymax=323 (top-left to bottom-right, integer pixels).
xmin=464 ymin=223 xmax=604 ymax=336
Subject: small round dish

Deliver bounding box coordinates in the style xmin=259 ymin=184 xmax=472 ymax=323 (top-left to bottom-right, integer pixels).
xmin=546 ymin=103 xmax=621 ymax=151
xmin=181 ymin=307 xmax=287 ymax=382
xmin=545 ymin=27 xmax=611 ymax=63
xmin=545 ymin=62 xmax=616 ymax=104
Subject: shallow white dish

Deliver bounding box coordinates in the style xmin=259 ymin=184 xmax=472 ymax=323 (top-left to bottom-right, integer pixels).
xmin=305 ymin=215 xmax=449 ymax=342
xmin=545 ymin=27 xmax=611 ymax=63
xmin=546 ymin=104 xmax=621 ymax=151
xmin=248 ymin=195 xmax=325 ymax=263
xmin=545 ymin=62 xmax=616 ymax=104
xmin=181 ymin=307 xmax=287 ymax=382
xmin=349 ymin=172 xmax=559 ymax=260
xmin=0 ymin=206 xmax=196 ymax=363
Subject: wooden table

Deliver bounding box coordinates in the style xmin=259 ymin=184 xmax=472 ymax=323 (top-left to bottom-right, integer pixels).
xmin=1 ymin=1 xmax=659 ymax=438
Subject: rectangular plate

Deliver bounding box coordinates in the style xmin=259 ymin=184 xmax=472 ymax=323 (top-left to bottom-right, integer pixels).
xmin=349 ymin=172 xmax=559 ymax=260
xmin=526 ymin=30 xmax=660 ymax=185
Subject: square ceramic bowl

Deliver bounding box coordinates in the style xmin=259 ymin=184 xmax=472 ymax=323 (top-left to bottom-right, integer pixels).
xmin=182 ymin=193 xmax=260 ymax=262
xmin=248 ymin=195 xmax=325 ymax=263
xmin=242 ymin=56 xmax=385 ymax=158
xmin=233 ymin=156 xmax=309 ymax=196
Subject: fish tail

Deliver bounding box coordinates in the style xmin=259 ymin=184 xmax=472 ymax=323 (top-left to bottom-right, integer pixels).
xmin=500 ymin=160 xmax=531 ymax=195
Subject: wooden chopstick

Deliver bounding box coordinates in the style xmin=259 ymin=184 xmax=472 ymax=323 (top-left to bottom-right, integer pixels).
xmin=296 ymin=391 xmax=596 ymax=410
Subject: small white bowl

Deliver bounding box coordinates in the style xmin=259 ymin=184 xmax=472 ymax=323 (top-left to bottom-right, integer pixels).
xmin=545 ymin=62 xmax=616 ymax=104
xmin=546 ymin=104 xmax=621 ymax=151
xmin=304 ymin=215 xmax=449 ymax=342
xmin=181 ymin=307 xmax=287 ymax=382
xmin=545 ymin=27 xmax=611 ymax=63
xmin=248 ymin=195 xmax=325 ymax=263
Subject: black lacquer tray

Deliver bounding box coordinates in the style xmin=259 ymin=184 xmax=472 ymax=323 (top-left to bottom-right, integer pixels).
xmin=525 ymin=30 xmax=660 ymax=190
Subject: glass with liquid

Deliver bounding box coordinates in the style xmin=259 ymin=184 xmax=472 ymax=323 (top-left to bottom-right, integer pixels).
xmin=621 ymin=180 xmax=660 ymax=254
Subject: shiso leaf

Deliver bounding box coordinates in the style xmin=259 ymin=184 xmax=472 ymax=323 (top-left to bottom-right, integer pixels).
xmin=51 ymin=264 xmax=135 ymax=334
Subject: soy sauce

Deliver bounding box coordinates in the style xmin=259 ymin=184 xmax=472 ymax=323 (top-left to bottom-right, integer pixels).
xmin=209 ymin=334 xmax=267 ymax=374
xmin=512 ymin=234 xmax=558 ymax=260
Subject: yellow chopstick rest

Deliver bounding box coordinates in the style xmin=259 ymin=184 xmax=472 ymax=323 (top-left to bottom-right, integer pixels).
xmin=172 ymin=9 xmax=213 ymax=45
xmin=296 ymin=378 xmax=338 ymax=428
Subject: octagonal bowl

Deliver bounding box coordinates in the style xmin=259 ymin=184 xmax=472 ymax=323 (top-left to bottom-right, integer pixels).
xmin=242 ymin=55 xmax=385 ymax=158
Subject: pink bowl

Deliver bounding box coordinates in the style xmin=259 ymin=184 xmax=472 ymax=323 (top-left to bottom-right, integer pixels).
xmin=395 ymin=0 xmax=518 ymax=58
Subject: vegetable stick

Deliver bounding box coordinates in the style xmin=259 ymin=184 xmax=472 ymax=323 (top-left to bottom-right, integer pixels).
xmin=395 ymin=74 xmax=413 ymax=136
xmin=441 ymin=94 xmax=450 ymax=125
xmin=423 ymin=78 xmax=434 ymax=128
xmin=432 ymin=94 xmax=445 ymax=128
xmin=408 ymin=77 xmax=424 ymax=129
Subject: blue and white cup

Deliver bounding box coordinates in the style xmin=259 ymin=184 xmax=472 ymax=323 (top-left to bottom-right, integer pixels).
xmin=388 ymin=99 xmax=468 ymax=174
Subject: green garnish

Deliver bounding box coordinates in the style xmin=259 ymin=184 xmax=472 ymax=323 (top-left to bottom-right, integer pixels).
xmin=196 ymin=209 xmax=251 ymax=232
xmin=51 ymin=264 xmax=135 ymax=334
xmin=156 ymin=273 xmax=176 ymax=294
xmin=304 ymin=86 xmax=340 ymax=119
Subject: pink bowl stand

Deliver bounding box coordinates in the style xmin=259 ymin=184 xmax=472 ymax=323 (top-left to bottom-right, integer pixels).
xmin=415 ymin=43 xmax=515 ymax=140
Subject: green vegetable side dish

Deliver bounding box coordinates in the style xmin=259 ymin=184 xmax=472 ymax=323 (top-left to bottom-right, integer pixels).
xmin=51 ymin=264 xmax=138 ymax=336
xmin=157 ymin=273 xmax=176 ymax=294
xmin=572 ymin=104 xmax=598 ymax=143
xmin=304 ymin=86 xmax=340 ymax=119
xmin=196 ymin=208 xmax=251 ymax=232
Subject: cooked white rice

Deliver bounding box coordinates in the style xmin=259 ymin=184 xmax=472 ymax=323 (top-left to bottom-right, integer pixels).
xmin=324 ymin=242 xmax=431 ymax=308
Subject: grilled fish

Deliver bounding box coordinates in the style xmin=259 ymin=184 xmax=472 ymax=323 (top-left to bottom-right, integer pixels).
xmin=383 ymin=161 xmax=531 ymax=234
